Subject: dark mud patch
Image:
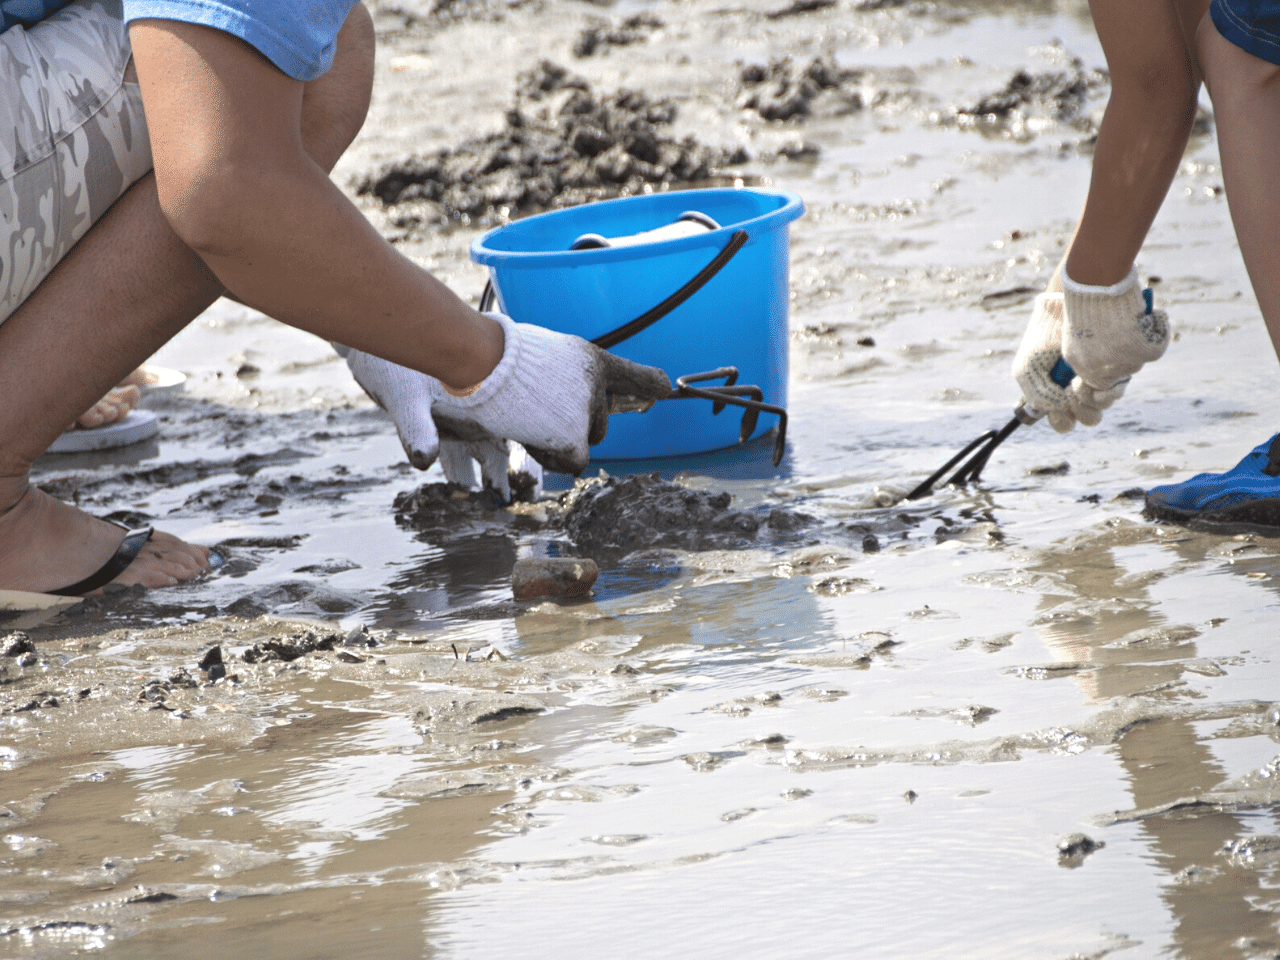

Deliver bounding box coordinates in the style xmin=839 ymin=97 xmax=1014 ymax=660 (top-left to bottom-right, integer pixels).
xmin=393 ymin=482 xmax=533 ymax=539
xmin=944 ymin=57 xmax=1108 ymax=141
xmin=355 ymin=60 xmax=752 ymax=228
xmin=737 ymin=55 xmax=863 ymax=123
xmin=365 ymin=0 xmax=527 ymax=33
xmin=395 ymin=471 xmax=987 ymax=574
xmin=35 ymin=400 xmax=382 ymax=510
xmin=552 ymin=472 xmax=828 ymax=563
xmin=237 ymin=625 xmax=377 ymax=664
xmin=764 ymin=0 xmax=837 ymax=19
xmin=572 ymin=13 xmax=663 ymax=58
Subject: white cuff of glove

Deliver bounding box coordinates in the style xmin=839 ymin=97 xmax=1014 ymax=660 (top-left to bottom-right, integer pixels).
xmin=431 ymin=312 xmax=597 ymax=474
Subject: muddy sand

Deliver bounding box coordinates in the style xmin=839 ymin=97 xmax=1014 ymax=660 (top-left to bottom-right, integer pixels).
xmin=5 ymin=1 xmax=1280 ymax=957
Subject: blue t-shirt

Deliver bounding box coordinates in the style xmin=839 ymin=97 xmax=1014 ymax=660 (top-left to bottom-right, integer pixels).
xmin=124 ymin=0 xmax=359 ymax=81
xmin=1 ymin=0 xmax=76 ymax=31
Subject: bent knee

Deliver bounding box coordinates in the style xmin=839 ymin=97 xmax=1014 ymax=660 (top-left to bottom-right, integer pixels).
xmin=1108 ymin=57 xmax=1198 ymax=112
xmin=154 ymin=156 xmax=282 ymax=258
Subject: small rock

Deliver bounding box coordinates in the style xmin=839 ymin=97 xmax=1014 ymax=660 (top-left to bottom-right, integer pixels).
xmin=512 ymin=558 xmax=599 ymax=601
xmin=1 ymin=633 xmax=35 ymax=658
xmin=1058 ymin=832 xmax=1104 ymax=863
xmin=1027 ymin=461 xmax=1070 ymax=476
xmin=343 ymin=624 xmax=375 ymax=647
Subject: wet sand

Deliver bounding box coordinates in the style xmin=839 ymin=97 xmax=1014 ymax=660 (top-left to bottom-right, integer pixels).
xmin=6 ymin=0 xmax=1280 ymax=956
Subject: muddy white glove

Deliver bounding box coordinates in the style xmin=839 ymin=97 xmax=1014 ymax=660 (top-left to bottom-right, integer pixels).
xmin=336 ymin=344 xmax=541 ymax=501
xmin=430 ymin=312 xmax=672 ymax=475
xmin=1062 ymin=266 xmax=1169 ymax=402
xmin=437 ymin=436 xmax=543 ymax=503
xmin=337 ymin=343 xmax=443 ymax=469
xmin=1013 ymin=274 xmax=1165 ymax=434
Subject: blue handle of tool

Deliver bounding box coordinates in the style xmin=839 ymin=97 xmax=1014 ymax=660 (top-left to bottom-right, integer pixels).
xmin=1047 ymin=288 xmax=1151 ymax=387
xmin=1050 ymin=357 xmax=1075 ymax=387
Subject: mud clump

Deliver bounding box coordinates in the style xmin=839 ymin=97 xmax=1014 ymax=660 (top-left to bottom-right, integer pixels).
xmin=1058 ymin=833 xmax=1105 ymax=867
xmin=241 ymin=630 xmax=344 ymax=664
xmin=2 ymin=632 xmax=37 ymax=668
xmin=738 ymin=56 xmax=863 ymax=122
xmin=393 ymin=482 xmax=518 ymax=537
xmin=952 ymin=61 xmax=1107 ymax=138
xmin=572 ymin=14 xmax=663 ymax=58
xmin=356 ymin=60 xmax=750 ymax=228
xmin=554 ymin=472 xmax=813 ymax=561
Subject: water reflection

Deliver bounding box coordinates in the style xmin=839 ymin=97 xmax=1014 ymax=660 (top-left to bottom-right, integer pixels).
xmin=1028 ymin=533 xmax=1280 ymax=957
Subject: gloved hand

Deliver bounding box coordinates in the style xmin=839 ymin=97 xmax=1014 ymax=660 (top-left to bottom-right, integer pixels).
xmin=1013 ymin=291 xmax=1098 ymax=433
xmin=1062 ymin=266 xmax=1169 ymax=400
xmin=1013 ymin=270 xmax=1168 ymax=434
xmin=431 ymin=312 xmax=673 ymax=475
xmin=436 ymin=434 xmax=544 ymax=503
xmin=335 ymin=343 xmax=542 ymax=502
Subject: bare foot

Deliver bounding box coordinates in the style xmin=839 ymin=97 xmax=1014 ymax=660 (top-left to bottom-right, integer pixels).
xmin=73 ymin=384 xmax=140 ymax=430
xmin=118 ymin=366 xmax=165 ymax=389
xmin=0 ymin=485 xmax=212 ymax=593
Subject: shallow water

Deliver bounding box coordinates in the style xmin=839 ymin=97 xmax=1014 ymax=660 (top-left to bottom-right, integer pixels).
xmin=6 ymin=0 xmax=1280 ymax=957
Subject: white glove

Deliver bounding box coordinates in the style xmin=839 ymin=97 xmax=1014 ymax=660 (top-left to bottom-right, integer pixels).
xmin=1012 ymin=292 xmax=1099 ymax=433
xmin=1062 ymin=266 xmax=1169 ymax=397
xmin=338 ymin=342 xmax=443 ymax=469
xmin=1013 ymin=270 xmax=1168 ymax=434
xmin=336 ymin=343 xmax=543 ymax=502
xmin=430 ymin=312 xmax=672 ymax=475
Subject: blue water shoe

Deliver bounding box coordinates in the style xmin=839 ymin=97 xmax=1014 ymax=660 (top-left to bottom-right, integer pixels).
xmin=1145 ymin=434 xmax=1280 ymax=531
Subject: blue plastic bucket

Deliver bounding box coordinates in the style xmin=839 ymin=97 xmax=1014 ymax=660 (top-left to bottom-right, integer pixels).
xmin=470 ymin=187 xmax=804 ymax=460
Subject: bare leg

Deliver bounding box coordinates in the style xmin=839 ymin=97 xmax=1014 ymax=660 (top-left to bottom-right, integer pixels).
xmin=1197 ymin=17 xmax=1280 ymax=359
xmin=0 ymin=4 xmax=376 ymax=593
xmin=1045 ymin=0 xmax=1209 ymax=291
xmin=128 ymin=19 xmax=505 ymax=394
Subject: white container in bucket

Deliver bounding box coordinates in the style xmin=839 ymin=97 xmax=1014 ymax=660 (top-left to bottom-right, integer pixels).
xmin=470 ymin=188 xmax=804 ymax=461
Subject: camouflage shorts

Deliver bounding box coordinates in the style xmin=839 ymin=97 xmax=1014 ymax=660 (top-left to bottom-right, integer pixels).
xmin=0 ymin=0 xmax=151 ymax=325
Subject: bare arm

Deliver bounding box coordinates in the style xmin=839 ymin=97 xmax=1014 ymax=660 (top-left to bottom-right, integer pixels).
xmin=127 ymin=16 xmax=504 ymax=391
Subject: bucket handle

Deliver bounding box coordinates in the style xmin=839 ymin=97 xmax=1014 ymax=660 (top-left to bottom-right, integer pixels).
xmin=477 ymin=229 xmax=750 ymax=349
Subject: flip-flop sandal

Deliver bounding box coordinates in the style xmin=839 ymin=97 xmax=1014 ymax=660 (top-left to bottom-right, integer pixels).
xmin=128 ymin=365 xmax=186 ymax=395
xmin=45 ymin=527 xmax=226 ymax=597
xmin=48 ymin=526 xmax=155 ymax=597
xmin=46 ymin=410 xmax=159 ymax=454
